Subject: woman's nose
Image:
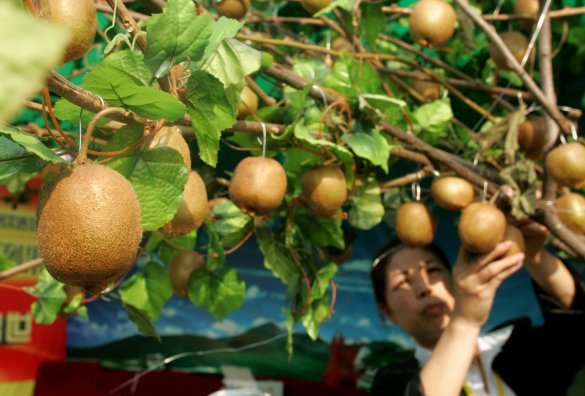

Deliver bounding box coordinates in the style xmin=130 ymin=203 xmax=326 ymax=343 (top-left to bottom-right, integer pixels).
xmin=413 ymin=270 xmax=431 ymax=298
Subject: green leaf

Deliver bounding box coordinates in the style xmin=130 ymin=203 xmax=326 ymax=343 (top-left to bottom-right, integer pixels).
xmin=205 ymin=221 xmax=225 ymax=270
xmin=210 ymin=199 xmax=253 ymax=247
xmin=0 ymin=136 xmax=48 ymax=182
xmin=60 ymin=293 xmax=88 ymax=319
xmin=256 ymin=227 xmax=300 ymax=289
xmin=104 ymin=124 xmax=188 ymax=231
xmin=358 ymin=94 xmax=409 ymax=130
xmin=294 ymin=210 xmax=344 ymax=249
xmin=300 ymin=295 xmax=330 ymax=340
xmin=413 ymin=99 xmax=453 ymax=143
xmin=188 ymin=266 xmax=245 ymax=320
xmin=310 ymin=262 xmax=337 ymax=301
xmin=158 ymin=231 xmax=197 ymax=264
xmin=202 ymin=17 xmax=243 ymax=64
xmin=361 ymin=3 xmax=388 ymax=47
xmin=104 ymin=50 xmax=153 ymax=85
xmin=30 ymin=268 xmax=67 ymax=325
xmin=292 ymin=59 xmax=330 ymax=83
xmin=145 ymin=0 xmax=213 ymax=78
xmin=322 ymin=52 xmax=381 ymax=99
xmin=348 ymin=176 xmax=384 ymax=230
xmin=342 ymin=127 xmax=390 ymax=172
xmin=119 ymin=261 xmax=173 ymax=321
xmin=83 ymin=62 xmax=186 ymax=121
xmin=0 ymin=2 xmax=69 ymax=123
xmin=202 ymin=39 xmax=262 ymax=88
xmin=123 ymin=303 xmax=161 ymax=340
xmin=183 ymin=71 xmax=236 ymax=167
xmin=0 ymin=124 xmax=65 ymax=163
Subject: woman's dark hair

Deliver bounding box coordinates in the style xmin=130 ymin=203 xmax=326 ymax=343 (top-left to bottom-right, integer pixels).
xmin=370 ymin=239 xmax=450 ymax=308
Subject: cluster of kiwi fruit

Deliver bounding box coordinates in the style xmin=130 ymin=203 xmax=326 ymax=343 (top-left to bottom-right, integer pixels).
xmin=34 ymin=0 xmax=97 ymax=63
xmin=409 ymin=0 xmax=456 ymax=48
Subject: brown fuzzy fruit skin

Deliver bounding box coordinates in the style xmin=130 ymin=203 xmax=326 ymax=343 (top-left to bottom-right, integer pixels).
xmin=301 ymin=0 xmax=332 ymax=14
xmin=545 ymin=142 xmax=585 ymax=188
xmin=237 ymin=86 xmax=259 ymax=119
xmin=148 ymin=126 xmax=191 ymax=170
xmin=409 ymin=0 xmax=456 ymax=48
xmin=161 ymin=171 xmax=208 ymax=236
xmin=168 ymin=251 xmax=205 ymax=297
xmin=458 ymin=202 xmax=506 ymax=254
xmin=431 ymin=176 xmax=475 ymax=210
xmin=514 ymin=0 xmax=539 ymax=31
xmin=37 ymin=0 xmax=97 ymax=63
xmin=396 ymin=202 xmax=436 ymax=247
xmin=489 ymin=31 xmax=531 ymax=70
xmin=37 ymin=163 xmax=142 ymax=293
xmin=518 ymin=116 xmax=547 ymax=161
xmin=301 ymin=165 xmax=347 ymax=216
xmin=412 ymin=74 xmax=441 ymax=102
xmin=503 ymin=224 xmax=525 ymax=257
xmin=229 ymin=157 xmax=288 ymax=216
xmin=213 ymin=0 xmax=250 ymax=19
xmin=556 ymin=193 xmax=585 ymax=235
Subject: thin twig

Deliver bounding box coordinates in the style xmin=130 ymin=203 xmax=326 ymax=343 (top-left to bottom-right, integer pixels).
xmin=0 ymin=258 xmax=43 ymax=281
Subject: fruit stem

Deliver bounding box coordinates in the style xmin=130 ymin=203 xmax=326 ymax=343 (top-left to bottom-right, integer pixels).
xmin=0 ymin=283 xmax=31 ymax=294
xmin=41 ymin=91 xmax=77 ymax=158
xmin=0 ymin=258 xmax=44 ymax=281
xmin=223 ymin=218 xmax=263 ymax=256
xmin=320 ymin=280 xmax=337 ymax=323
xmin=76 ymin=107 xmax=130 ymax=164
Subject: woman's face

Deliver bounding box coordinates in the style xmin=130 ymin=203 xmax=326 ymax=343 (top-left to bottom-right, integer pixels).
xmin=381 ymin=246 xmax=455 ymax=349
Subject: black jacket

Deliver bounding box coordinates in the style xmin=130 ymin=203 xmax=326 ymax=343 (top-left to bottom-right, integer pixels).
xmin=370 ymin=266 xmax=585 ymax=396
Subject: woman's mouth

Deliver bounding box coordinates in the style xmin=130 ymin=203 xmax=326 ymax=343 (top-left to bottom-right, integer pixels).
xmin=422 ymin=302 xmax=445 ymax=316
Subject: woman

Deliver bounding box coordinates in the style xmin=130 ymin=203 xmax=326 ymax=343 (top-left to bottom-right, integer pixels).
xmin=369 ymin=223 xmax=585 ymax=396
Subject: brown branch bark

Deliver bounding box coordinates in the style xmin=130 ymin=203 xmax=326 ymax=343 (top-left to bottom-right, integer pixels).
xmin=104 ymin=0 xmax=147 ymax=52
xmin=0 ymin=259 xmax=43 ymax=281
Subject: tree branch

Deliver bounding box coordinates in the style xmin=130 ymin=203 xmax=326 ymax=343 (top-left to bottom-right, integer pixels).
xmin=453 ymin=0 xmax=571 ymax=135
xmin=104 ymin=0 xmax=147 ymax=52
xmin=0 ymin=258 xmax=43 ymax=281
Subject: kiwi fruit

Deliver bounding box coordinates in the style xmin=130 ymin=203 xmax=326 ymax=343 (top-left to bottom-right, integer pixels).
xmin=503 ymin=224 xmax=526 ymax=256
xmin=300 ymin=0 xmax=332 ymax=15
xmin=301 ymin=165 xmax=347 ymax=216
xmin=229 ymin=156 xmax=288 ymax=216
xmin=514 ymin=0 xmax=539 ymax=32
xmin=489 ymin=31 xmax=531 ymax=70
xmin=545 ymin=142 xmax=585 ymax=188
xmin=148 ymin=126 xmax=191 ymax=170
xmin=411 ymin=71 xmax=442 ymax=102
xmin=431 ymin=176 xmax=475 ymax=210
xmin=458 ymin=202 xmax=506 ymax=254
xmin=556 ymin=193 xmax=585 ymax=235
xmin=396 ymin=202 xmax=436 ymax=247
xmin=332 ymin=37 xmax=354 ymax=53
xmin=517 ymin=116 xmax=547 ymax=161
xmin=213 ymin=0 xmax=250 ymax=19
xmin=168 ymin=250 xmax=205 ymax=297
xmin=36 ymin=0 xmax=97 ymax=63
xmin=237 ymin=86 xmax=259 ymax=119
xmin=161 ymin=171 xmax=208 ymax=236
xmin=409 ymin=0 xmax=456 ymax=48
xmin=37 ymin=163 xmax=142 ymax=293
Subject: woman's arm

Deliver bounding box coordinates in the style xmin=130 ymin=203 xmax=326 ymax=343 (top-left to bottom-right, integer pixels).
xmin=520 ymin=222 xmax=576 ymax=308
xmin=419 ymin=242 xmax=524 ymax=396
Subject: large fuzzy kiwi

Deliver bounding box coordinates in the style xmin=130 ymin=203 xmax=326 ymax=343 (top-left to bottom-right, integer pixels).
xmin=518 ymin=116 xmax=547 ymax=161
xmin=409 ymin=0 xmax=456 ymax=48
xmin=37 ymin=163 xmax=142 ymax=293
xmin=301 ymin=165 xmax=347 ymax=216
xmin=36 ymin=0 xmax=97 ymax=63
xmin=489 ymin=31 xmax=532 ymax=70
xmin=545 ymin=142 xmax=585 ymax=188
xmin=514 ymin=0 xmax=539 ymax=32
xmin=458 ymin=202 xmax=506 ymax=253
xmin=301 ymin=0 xmax=332 ymax=14
xmin=161 ymin=171 xmax=208 ymax=236
xmin=148 ymin=126 xmax=191 ymax=170
xmin=396 ymin=202 xmax=436 ymax=247
xmin=431 ymin=176 xmax=475 ymax=210
xmin=556 ymin=192 xmax=585 ymax=235
xmin=229 ymin=156 xmax=288 ymax=216
xmin=503 ymin=224 xmax=525 ymax=257
xmin=214 ymin=0 xmax=250 ymax=19
xmin=237 ymin=86 xmax=259 ymax=119
xmin=168 ymin=250 xmax=205 ymax=297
